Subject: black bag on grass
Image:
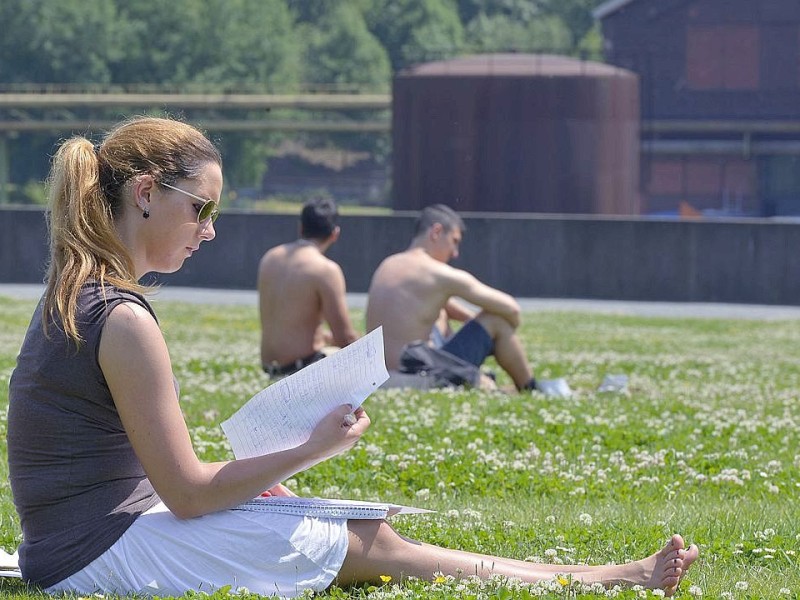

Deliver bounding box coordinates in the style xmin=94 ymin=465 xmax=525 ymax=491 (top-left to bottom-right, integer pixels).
xmin=398 ymin=341 xmax=481 ymax=388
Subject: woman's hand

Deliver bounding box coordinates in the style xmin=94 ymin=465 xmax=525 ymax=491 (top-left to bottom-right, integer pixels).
xmin=260 ymin=483 xmax=297 ymax=497
xmin=301 ymin=404 xmax=370 ymax=464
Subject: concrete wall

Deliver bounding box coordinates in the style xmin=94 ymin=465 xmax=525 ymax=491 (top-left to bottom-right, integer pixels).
xmin=2 ymin=207 xmax=799 ymax=305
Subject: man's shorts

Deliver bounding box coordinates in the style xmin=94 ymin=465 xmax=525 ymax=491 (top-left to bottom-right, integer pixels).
xmin=441 ymin=319 xmax=494 ymax=367
xmin=263 ymin=350 xmax=327 ymax=378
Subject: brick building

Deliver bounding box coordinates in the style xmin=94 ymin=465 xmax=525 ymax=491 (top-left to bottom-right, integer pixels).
xmin=594 ymin=0 xmax=800 ymax=216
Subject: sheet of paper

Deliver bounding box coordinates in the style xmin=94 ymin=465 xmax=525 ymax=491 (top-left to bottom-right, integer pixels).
xmin=0 ymin=548 xmax=19 ymax=578
xmin=222 ymin=327 xmax=389 ymax=459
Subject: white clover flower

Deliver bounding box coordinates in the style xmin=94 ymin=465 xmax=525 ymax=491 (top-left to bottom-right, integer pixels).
xmin=780 ymin=588 xmax=792 ymax=595
xmin=415 ymin=488 xmax=430 ymax=499
xmin=545 ymin=515 xmax=556 ymax=524
xmin=578 ymin=513 xmax=593 ymax=526
xmin=735 ymin=581 xmax=749 ymax=591
xmin=544 ymin=548 xmax=558 ymax=558
xmin=688 ymin=584 xmax=702 ymax=596
xmin=651 ymin=588 xmax=665 ymax=597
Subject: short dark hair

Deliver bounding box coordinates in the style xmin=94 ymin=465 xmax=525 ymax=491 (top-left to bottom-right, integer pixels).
xmin=301 ymin=197 xmax=339 ymax=239
xmin=414 ymin=204 xmax=466 ymax=237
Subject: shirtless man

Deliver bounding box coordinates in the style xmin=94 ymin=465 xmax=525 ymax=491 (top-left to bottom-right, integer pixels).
xmin=366 ymin=204 xmax=560 ymax=394
xmin=258 ymin=198 xmax=359 ymax=377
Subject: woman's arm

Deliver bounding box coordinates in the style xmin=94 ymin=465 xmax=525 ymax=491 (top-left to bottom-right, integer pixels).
xmin=99 ymin=302 xmax=368 ymax=519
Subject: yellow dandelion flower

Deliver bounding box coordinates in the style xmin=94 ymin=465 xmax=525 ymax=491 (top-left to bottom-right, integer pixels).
xmin=380 ymin=575 xmax=392 ymax=583
xmin=557 ymin=575 xmax=570 ymax=586
xmin=434 ymin=574 xmax=446 ymax=584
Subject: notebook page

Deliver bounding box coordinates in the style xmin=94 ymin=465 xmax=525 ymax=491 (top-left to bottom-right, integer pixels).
xmin=222 ymin=327 xmax=389 ymax=458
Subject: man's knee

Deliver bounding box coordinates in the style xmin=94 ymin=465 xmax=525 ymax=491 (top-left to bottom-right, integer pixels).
xmin=474 ymin=311 xmax=516 ymax=337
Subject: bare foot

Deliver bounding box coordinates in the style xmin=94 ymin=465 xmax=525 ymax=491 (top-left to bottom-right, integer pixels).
xmin=622 ymin=534 xmax=698 ymax=596
xmin=478 ymin=373 xmax=499 ymax=391
xmin=673 ymin=543 xmax=699 ymax=595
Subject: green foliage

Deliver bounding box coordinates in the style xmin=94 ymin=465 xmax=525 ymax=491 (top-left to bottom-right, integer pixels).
xmin=1 ymin=297 xmax=800 ymax=598
xmin=463 ymin=13 xmax=572 ymax=54
xmin=0 ymin=0 xmax=613 ymax=202
xmin=301 ymin=4 xmax=391 ymax=90
xmin=112 ymin=0 xmax=301 ymax=87
xmin=539 ymin=0 xmax=608 ymax=48
xmin=0 ymin=0 xmax=124 ymax=84
xmin=365 ymin=0 xmax=465 ymax=70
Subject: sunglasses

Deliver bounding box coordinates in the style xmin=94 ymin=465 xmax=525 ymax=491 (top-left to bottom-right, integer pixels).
xmin=160 ymin=181 xmax=220 ymax=223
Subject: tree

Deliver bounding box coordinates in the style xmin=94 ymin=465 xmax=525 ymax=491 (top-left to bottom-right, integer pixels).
xmin=456 ymin=0 xmax=605 ymax=56
xmin=464 ymin=13 xmax=572 ymax=54
xmin=365 ymin=0 xmax=465 ymax=70
xmin=301 ymin=3 xmax=391 ymax=90
xmin=0 ymin=0 xmax=127 ymax=85
xmin=540 ymin=0 xmax=607 ymax=51
xmin=112 ymin=0 xmax=301 ymax=89
xmin=456 ymin=0 xmax=542 ymax=25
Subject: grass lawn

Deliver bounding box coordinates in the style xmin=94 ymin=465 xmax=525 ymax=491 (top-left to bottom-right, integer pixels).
xmin=0 ymin=295 xmax=798 ymax=599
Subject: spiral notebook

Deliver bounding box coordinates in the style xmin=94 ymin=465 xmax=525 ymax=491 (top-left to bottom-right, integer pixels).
xmin=234 ymin=496 xmax=433 ymax=519
xmin=223 ymin=329 xmax=430 ymax=518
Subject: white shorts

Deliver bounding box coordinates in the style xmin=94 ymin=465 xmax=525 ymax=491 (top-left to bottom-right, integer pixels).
xmin=46 ymin=502 xmax=350 ymax=598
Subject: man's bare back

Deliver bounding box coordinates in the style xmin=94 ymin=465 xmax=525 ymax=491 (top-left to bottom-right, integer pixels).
xmin=366 ymin=248 xmax=457 ymax=369
xmin=258 ymin=198 xmax=358 ymax=371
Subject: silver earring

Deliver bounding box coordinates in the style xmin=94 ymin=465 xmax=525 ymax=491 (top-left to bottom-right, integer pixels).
xmin=142 ymin=208 xmax=150 ymax=219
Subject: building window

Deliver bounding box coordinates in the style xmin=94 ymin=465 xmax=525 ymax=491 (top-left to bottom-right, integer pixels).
xmin=645 ymin=157 xmax=756 ymax=215
xmin=686 ymin=25 xmax=759 ymax=90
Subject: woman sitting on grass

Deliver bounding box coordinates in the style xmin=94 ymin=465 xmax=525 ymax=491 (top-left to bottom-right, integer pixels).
xmin=7 ymin=115 xmax=698 ymax=598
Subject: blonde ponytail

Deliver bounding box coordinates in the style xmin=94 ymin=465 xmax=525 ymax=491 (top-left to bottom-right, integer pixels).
xmin=42 ymin=116 xmax=221 ymax=344
xmin=43 ymin=138 xmax=142 ymax=343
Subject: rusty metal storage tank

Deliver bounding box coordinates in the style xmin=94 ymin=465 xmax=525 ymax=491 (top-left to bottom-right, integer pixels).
xmin=392 ymin=54 xmax=641 ymax=214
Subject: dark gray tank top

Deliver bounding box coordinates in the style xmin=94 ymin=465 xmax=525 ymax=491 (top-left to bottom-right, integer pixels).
xmin=7 ymin=282 xmax=160 ymax=587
